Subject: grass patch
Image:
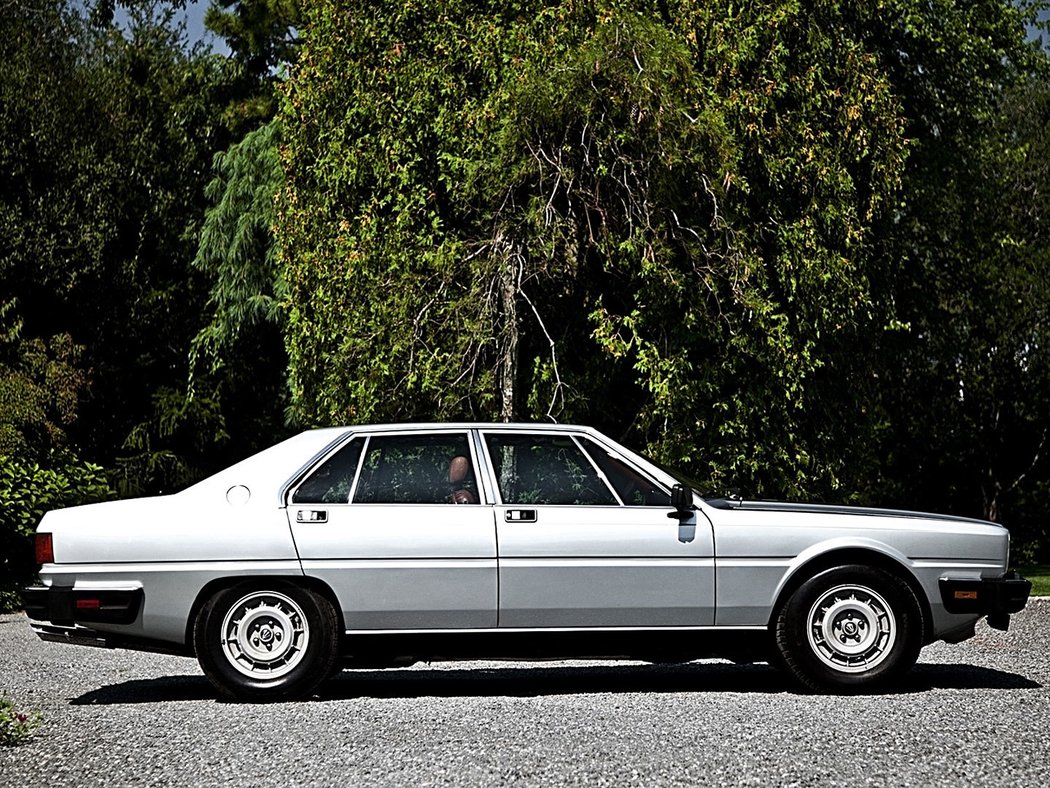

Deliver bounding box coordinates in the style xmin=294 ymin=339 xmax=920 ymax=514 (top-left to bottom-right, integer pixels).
xmin=1018 ymin=565 xmax=1050 ymax=597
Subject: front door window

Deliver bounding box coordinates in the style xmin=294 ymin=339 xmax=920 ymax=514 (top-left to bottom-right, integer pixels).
xmin=483 ymin=433 xmax=617 ymax=505
xmin=577 ymin=437 xmax=671 ymax=506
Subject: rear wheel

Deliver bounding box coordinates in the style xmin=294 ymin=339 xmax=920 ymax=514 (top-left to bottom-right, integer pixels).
xmin=194 ymin=582 xmax=340 ymax=702
xmin=775 ymin=564 xmax=923 ymax=693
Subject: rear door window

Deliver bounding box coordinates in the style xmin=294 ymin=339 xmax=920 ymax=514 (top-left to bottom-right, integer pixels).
xmin=352 ymin=433 xmax=479 ymax=504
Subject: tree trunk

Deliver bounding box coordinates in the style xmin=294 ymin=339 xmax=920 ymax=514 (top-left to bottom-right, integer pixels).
xmin=497 ymin=238 xmax=519 ymax=422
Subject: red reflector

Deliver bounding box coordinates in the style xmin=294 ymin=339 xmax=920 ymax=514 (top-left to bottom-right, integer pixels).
xmin=75 ymin=599 xmax=101 ymax=610
xmin=35 ymin=533 xmax=54 ymax=565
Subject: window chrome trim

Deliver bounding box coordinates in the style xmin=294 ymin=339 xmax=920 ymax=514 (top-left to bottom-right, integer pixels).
xmin=285 ymin=425 xmax=671 ymax=509
xmin=570 ymin=434 xmax=624 ymax=506
xmin=468 ymin=428 xmax=497 ymax=506
xmin=347 ymin=434 xmax=370 ymax=503
xmin=287 ymin=427 xmax=484 ymax=508
xmin=477 ymin=430 xmax=505 ymax=506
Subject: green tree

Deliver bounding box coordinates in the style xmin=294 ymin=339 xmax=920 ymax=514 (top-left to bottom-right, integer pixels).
xmin=0 ymin=0 xmax=242 ymax=493
xmin=186 ymin=1 xmax=304 ymax=453
xmin=192 ymin=120 xmax=285 ymax=368
xmin=0 ymin=301 xmax=89 ymax=463
xmin=206 ymin=0 xmax=301 ymax=76
xmin=992 ymin=76 xmax=1050 ymax=557
xmin=278 ymin=0 xmax=908 ymax=497
xmin=189 ymin=118 xmax=291 ymax=456
xmin=854 ymin=3 xmax=1050 ymax=548
xmin=205 ymin=0 xmax=303 ymax=128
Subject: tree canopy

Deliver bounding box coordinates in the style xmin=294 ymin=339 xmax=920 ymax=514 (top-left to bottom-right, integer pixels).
xmin=276 ymin=0 xmax=1050 ymax=550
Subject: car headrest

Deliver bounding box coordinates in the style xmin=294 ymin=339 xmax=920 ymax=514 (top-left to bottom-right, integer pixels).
xmin=448 ymin=455 xmax=471 ymax=484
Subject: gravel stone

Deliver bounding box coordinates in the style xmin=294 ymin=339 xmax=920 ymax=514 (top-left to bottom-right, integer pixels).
xmin=1 ymin=600 xmax=1048 ymax=786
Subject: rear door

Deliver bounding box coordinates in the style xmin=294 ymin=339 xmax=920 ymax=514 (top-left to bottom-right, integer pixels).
xmin=482 ymin=430 xmax=715 ymax=628
xmin=287 ymin=429 xmax=497 ymax=630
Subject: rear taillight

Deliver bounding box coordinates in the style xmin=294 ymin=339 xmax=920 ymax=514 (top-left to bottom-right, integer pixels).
xmin=35 ymin=533 xmax=54 ymax=565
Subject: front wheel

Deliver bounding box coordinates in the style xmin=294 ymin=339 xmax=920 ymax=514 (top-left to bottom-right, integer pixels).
xmin=774 ymin=564 xmax=923 ymax=693
xmin=194 ymin=582 xmax=340 ymax=702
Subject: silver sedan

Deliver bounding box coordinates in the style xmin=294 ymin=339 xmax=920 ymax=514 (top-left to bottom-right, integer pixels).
xmin=23 ymin=423 xmax=1031 ymax=701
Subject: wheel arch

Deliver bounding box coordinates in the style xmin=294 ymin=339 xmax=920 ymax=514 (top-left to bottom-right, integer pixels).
xmin=184 ymin=575 xmax=345 ymax=656
xmin=767 ymin=546 xmax=933 ymax=644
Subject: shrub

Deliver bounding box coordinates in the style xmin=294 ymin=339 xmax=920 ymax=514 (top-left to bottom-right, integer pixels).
xmin=0 ymin=454 xmax=114 ymax=611
xmin=0 ymin=694 xmax=42 ymax=746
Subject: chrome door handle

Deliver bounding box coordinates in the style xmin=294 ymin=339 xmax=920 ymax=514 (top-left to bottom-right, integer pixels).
xmin=505 ymin=509 xmax=537 ymax=523
xmin=296 ymin=510 xmax=328 ymax=523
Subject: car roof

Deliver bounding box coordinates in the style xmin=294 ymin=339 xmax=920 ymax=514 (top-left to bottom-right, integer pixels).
xmin=314 ymin=422 xmax=600 ymax=435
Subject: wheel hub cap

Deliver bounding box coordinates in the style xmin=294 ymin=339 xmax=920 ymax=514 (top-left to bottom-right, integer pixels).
xmin=807 ymin=584 xmax=897 ymax=674
xmin=220 ymin=591 xmax=310 ymax=679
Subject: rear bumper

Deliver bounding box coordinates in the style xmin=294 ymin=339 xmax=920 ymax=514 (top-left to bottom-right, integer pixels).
xmin=23 ymin=585 xmax=143 ymax=627
xmin=939 ymin=571 xmax=1031 ymax=631
xmin=23 ymin=586 xmax=188 ymax=656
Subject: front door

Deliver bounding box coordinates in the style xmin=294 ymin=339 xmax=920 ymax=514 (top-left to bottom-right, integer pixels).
xmin=481 ymin=431 xmax=715 ymax=628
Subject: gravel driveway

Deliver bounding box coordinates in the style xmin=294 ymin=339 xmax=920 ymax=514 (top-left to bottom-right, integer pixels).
xmin=1 ymin=601 xmax=1048 ymax=787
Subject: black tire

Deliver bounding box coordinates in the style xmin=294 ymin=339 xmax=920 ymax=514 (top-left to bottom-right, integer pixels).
xmin=774 ymin=564 xmax=923 ymax=693
xmin=193 ymin=581 xmax=340 ymax=702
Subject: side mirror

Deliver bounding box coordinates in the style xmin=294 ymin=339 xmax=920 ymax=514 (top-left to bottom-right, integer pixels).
xmin=667 ymin=483 xmax=694 ymax=521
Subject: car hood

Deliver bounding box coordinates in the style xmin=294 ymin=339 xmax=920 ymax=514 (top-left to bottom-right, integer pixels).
xmin=702 ymin=498 xmax=1001 ymax=528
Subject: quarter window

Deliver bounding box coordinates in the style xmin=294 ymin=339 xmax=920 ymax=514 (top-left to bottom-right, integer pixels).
xmin=484 ymin=433 xmax=618 ymax=505
xmin=292 ymin=437 xmax=365 ymax=504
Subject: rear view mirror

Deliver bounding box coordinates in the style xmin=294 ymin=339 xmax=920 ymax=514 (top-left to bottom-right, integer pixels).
xmin=668 ymin=483 xmax=694 ymax=521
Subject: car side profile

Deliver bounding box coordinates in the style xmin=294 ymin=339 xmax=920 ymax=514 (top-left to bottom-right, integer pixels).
xmin=24 ymin=423 xmax=1031 ymax=701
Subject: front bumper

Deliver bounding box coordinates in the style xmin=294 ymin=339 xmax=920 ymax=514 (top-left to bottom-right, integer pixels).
xmin=939 ymin=571 xmax=1031 ymax=631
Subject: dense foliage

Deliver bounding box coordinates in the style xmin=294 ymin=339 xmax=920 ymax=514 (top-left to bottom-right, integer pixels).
xmin=0 ymin=1 xmax=236 ymax=491
xmin=858 ymin=2 xmax=1050 ymax=555
xmin=278 ymin=2 xmax=907 ymax=497
xmin=277 ymin=0 xmax=1050 ymax=556
xmin=205 ymin=0 xmax=303 ymax=128
xmin=0 ymin=456 xmax=113 ymax=609
xmin=190 ymin=118 xmax=291 ymax=443
xmin=0 ymin=0 xmax=283 ymax=609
